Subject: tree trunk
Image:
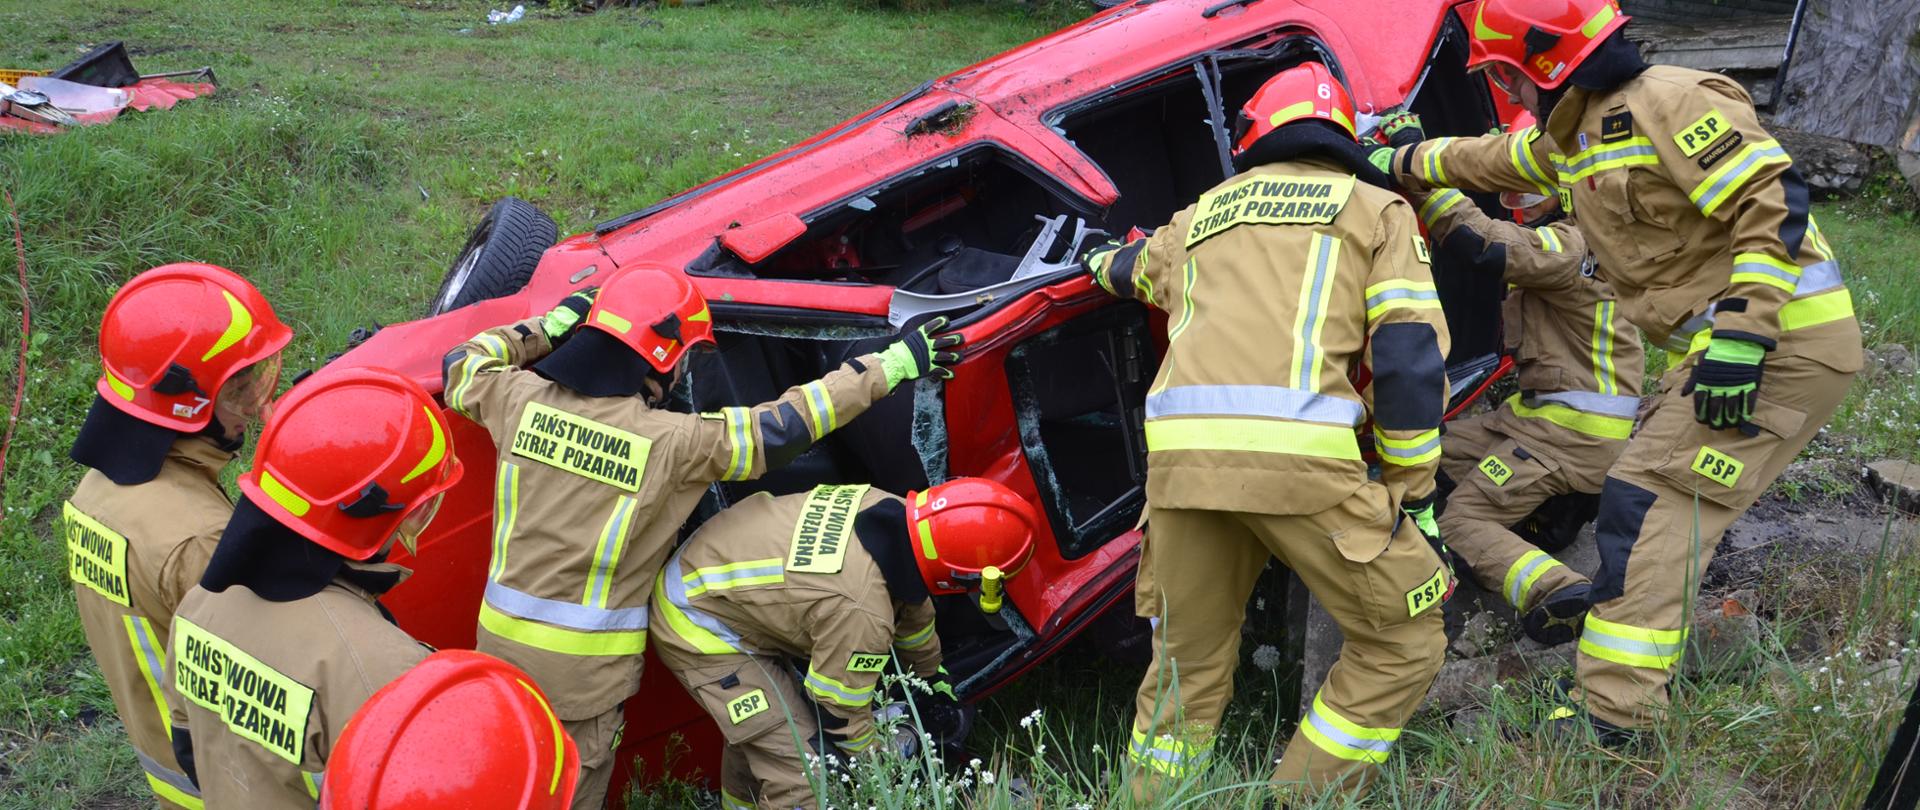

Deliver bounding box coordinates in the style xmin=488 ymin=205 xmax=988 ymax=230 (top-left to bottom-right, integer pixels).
xmin=1772 ymin=0 xmax=1920 ymax=153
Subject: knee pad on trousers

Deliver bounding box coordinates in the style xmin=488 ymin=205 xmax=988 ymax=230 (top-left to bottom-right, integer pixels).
xmin=1590 ymin=477 xmax=1658 ymax=602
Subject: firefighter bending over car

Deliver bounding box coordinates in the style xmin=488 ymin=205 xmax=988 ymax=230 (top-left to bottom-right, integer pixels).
xmin=63 ymin=264 xmax=291 ymax=810
xmin=1378 ymin=0 xmax=1862 ymax=741
xmin=323 ymin=649 xmax=580 ymax=810
xmin=1383 ymin=109 xmax=1644 ymax=647
xmin=169 ymin=368 xmax=463 ymax=808
xmin=440 ymin=263 xmax=962 ymax=809
xmin=650 ymin=478 xmax=1034 ymax=809
xmin=1082 ymin=62 xmax=1452 ymax=799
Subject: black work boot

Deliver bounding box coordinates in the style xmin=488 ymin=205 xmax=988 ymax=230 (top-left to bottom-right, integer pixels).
xmin=1522 ymin=582 xmax=1591 ymax=646
xmin=1545 ymin=704 xmax=1641 ymax=749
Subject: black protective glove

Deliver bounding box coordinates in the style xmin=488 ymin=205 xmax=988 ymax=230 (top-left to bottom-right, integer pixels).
xmin=1683 ymin=333 xmax=1767 ymax=434
xmin=1380 ymin=110 xmax=1426 ymax=148
xmin=878 ymin=316 xmax=965 ymax=386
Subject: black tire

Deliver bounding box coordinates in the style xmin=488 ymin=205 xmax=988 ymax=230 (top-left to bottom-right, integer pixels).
xmin=428 ymin=197 xmax=558 ymax=316
xmin=1091 ymin=0 xmax=1127 ymax=7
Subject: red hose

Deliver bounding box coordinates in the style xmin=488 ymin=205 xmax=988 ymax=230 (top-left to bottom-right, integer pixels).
xmin=1 ymin=185 xmax=29 ymax=491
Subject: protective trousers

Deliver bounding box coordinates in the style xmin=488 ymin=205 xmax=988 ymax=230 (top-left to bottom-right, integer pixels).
xmin=562 ymin=706 xmax=626 ymax=810
xmin=1438 ymin=412 xmax=1592 ymax=612
xmin=1579 ymin=352 xmax=1852 ymax=727
xmin=1127 ymin=482 xmax=1448 ymax=800
xmin=662 ymin=653 xmax=823 ymax=810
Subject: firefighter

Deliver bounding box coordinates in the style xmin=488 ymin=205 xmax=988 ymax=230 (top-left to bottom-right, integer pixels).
xmin=649 ymin=477 xmax=1035 ymax=810
xmin=1388 ymin=111 xmax=1645 ymax=645
xmin=1081 ymin=62 xmax=1452 ymax=799
xmin=1381 ymin=0 xmax=1862 ymax=739
xmin=439 ymin=263 xmax=961 ymax=809
xmin=169 ymin=367 xmax=464 ymax=808
xmin=62 ymin=263 xmax=291 ymax=810
xmin=322 ymin=649 xmax=580 ymax=810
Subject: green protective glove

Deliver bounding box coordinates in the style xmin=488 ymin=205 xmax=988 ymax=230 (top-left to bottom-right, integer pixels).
xmin=929 ymin=666 xmax=958 ymax=702
xmin=1080 ymin=239 xmax=1124 ymax=287
xmin=1366 ymin=146 xmax=1396 ymax=178
xmin=1406 ymin=501 xmax=1440 ymax=544
xmin=877 ymin=316 xmax=964 ymax=388
xmin=1687 ymin=333 xmax=1767 ymax=432
xmin=1380 ymin=110 xmax=1426 ymax=148
xmin=541 ymin=287 xmax=599 ymax=340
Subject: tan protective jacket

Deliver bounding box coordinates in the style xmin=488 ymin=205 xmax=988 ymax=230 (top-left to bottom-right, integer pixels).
xmin=169 ymin=572 xmax=430 ymax=809
xmin=443 ymin=318 xmax=894 ymax=719
xmin=651 ymin=485 xmax=942 ymax=754
xmin=63 ymin=438 xmax=232 ymax=808
xmin=1416 ymin=190 xmax=1642 ymax=491
xmin=1394 ymin=66 xmax=1859 ymax=373
xmin=1089 ymin=157 xmax=1451 ymax=514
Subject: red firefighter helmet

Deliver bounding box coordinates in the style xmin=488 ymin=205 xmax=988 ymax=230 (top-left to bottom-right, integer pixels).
xmin=581 ymin=264 xmax=715 ymax=374
xmin=904 ymin=478 xmax=1037 ymax=596
xmin=239 ymin=367 xmax=464 ymax=560
xmin=321 ymin=650 xmax=579 ymax=810
xmin=95 ymin=263 xmax=293 ymax=432
xmin=1233 ymin=61 xmax=1357 ymax=156
xmin=1467 ymin=0 xmax=1629 ymax=91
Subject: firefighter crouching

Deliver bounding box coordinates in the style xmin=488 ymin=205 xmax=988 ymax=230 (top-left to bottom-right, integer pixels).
xmin=649 ymin=478 xmax=1035 ymax=810
xmin=169 ymin=368 xmax=463 ymax=808
xmin=323 ymin=649 xmax=580 ymax=810
xmin=1082 ymin=62 xmax=1452 ymax=799
xmin=1385 ymin=0 xmax=1862 ymax=739
xmin=63 ymin=263 xmax=291 ymax=810
xmin=1390 ymin=110 xmax=1644 ymax=646
xmin=439 ymin=264 xmax=962 ymax=809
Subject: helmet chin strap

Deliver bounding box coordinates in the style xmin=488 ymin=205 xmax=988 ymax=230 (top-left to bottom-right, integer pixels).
xmin=855 ymin=500 xmax=931 ymax=604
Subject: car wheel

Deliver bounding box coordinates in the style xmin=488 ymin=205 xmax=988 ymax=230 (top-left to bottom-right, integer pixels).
xmin=1090 ymin=0 xmax=1128 ymax=7
xmin=428 ymin=197 xmax=558 ymax=316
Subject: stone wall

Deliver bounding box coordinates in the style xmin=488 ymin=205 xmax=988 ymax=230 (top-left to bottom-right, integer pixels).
xmin=1622 ymin=0 xmax=1798 ymax=22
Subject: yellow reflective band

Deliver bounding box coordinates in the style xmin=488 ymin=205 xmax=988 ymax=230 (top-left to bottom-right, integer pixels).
xmin=104 ymin=367 xmax=136 ymax=401
xmin=490 ymin=462 xmax=521 ymax=580
xmin=1145 ymin=417 xmax=1363 ymax=460
xmin=1300 ymin=693 xmax=1398 ymax=764
xmin=512 ymin=403 xmax=652 ymax=491
xmin=1168 ymin=257 xmax=1198 ymax=341
xmin=1556 ymin=137 xmax=1660 ymax=182
xmin=1128 ymin=727 xmax=1213 ymax=777
xmin=1780 ymin=288 xmax=1854 ymax=332
xmin=1423 ymin=138 xmax=1455 ymax=186
xmin=1267 ymin=100 xmax=1314 ymax=127
xmin=1363 ymin=279 xmax=1442 ymax=322
xmin=63 ymin=502 xmax=131 ymax=607
xmin=1510 ymin=129 xmax=1556 ymax=195
xmin=720 ymin=790 xmax=755 ymax=810
xmin=475 ymin=333 xmax=511 ymax=360
xmin=479 ymin=601 xmax=647 ymax=656
xmin=146 ymin=772 xmax=204 ymax=809
xmin=916 ymin=518 xmax=938 ymax=560
xmin=721 ymin=407 xmax=754 ymax=482
xmin=688 ymin=305 xmax=711 ymax=323
xmin=1508 ymin=393 xmax=1632 ymax=440
xmin=1690 ymin=139 xmax=1789 ymax=216
xmin=399 ymin=406 xmax=448 ymax=484
xmin=172 ymin=617 xmax=316 ymax=765
xmin=302 ymin=772 xmax=321 ymax=800
xmin=583 ymin=496 xmax=640 ymax=608
xmin=1330 ymin=106 xmax=1354 ymax=135
xmin=801 ymin=381 xmax=836 ymax=438
xmin=803 ymin=664 xmax=873 ymax=707
xmin=592 ymin=309 xmax=633 ymax=334
xmin=1536 ymin=226 xmax=1563 ymax=253
xmin=1591 ymin=299 xmax=1618 ymax=395
xmin=1375 ymin=428 xmax=1442 ymax=466
xmin=201 ymin=290 xmax=254 ymax=362
xmin=1580 ymin=615 xmax=1686 ymax=670
xmin=1473 ymin=1 xmax=1514 ymax=41
xmin=1418 ymin=189 xmax=1467 ymax=228
xmin=651 ymin=574 xmax=738 ymax=655
xmin=896 ymin=619 xmax=937 ymax=649
xmin=836 ymin=727 xmax=876 ymax=753
xmin=515 ymin=679 xmax=566 ymax=795
xmin=787 ymin=483 xmax=868 ymax=574
xmin=123 ymin=616 xmax=172 ymax=738
xmin=259 ymin=470 xmax=312 ymax=518
xmin=1291 ymin=233 xmax=1342 ymax=390
xmin=1581 ymin=2 xmax=1617 ymax=37
xmin=1730 ymin=272 xmax=1796 ymax=293
xmin=1503 ymin=549 xmax=1564 ymax=610
xmin=1134 ymin=262 xmax=1155 ymax=301
xmin=682 ymin=558 xmax=786 ymax=599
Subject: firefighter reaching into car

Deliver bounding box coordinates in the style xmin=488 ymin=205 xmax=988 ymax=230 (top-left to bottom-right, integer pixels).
xmin=63 ymin=263 xmax=292 ymax=810
xmin=1081 ymin=62 xmax=1452 ymax=800
xmin=1381 ymin=0 xmax=1862 ymax=742
xmin=169 ymin=368 xmax=463 ymax=809
xmin=1383 ymin=110 xmax=1644 ymax=647
xmin=649 ymin=477 xmax=1033 ymax=809
xmin=440 ymin=263 xmax=962 ymax=809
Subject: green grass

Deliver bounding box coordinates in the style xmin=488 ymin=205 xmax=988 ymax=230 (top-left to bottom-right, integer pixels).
xmin=4 ymin=1 xmax=1920 ymax=807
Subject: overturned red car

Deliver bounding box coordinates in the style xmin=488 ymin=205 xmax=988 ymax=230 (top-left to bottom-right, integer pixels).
xmin=330 ymin=0 xmax=1528 ymax=798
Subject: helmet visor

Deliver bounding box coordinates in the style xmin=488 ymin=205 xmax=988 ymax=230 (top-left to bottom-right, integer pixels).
xmin=1482 ymin=62 xmax=1528 ymax=98
xmin=390 ymin=492 xmax=445 ymax=557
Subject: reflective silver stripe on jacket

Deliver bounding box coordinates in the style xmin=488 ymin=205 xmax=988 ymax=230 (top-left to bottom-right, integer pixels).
xmin=661 ymin=551 xmax=748 ymax=651
xmin=1660 ymin=259 xmax=1846 ymax=352
xmin=1145 ymin=385 xmax=1366 ymax=426
xmin=1529 ymin=390 xmax=1640 ymax=418
xmin=484 ymin=581 xmax=649 ymax=631
xmin=137 ymin=750 xmax=202 ymax=798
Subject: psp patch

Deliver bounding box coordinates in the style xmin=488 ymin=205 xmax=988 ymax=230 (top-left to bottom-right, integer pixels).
xmin=847 ymin=652 xmax=891 ymax=673
xmin=1406 ymin=567 xmax=1448 ymax=617
xmin=1186 ymin=174 xmax=1355 ymax=248
xmin=726 ymin=689 xmax=770 ymax=725
xmin=1477 ymin=454 xmax=1514 ymax=487
xmin=1674 ymin=109 xmax=1733 ymax=158
xmin=511 ymin=402 xmax=651 ymax=491
xmin=786 ymin=483 xmax=870 ymax=574
xmin=1690 ymin=445 xmax=1744 ymax=488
